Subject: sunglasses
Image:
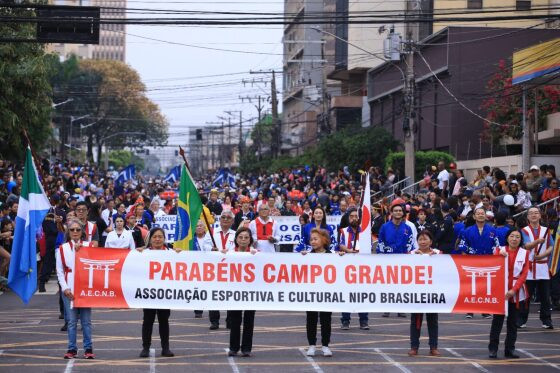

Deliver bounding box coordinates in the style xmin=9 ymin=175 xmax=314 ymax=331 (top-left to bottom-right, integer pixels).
xmin=69 ymin=228 xmax=82 ymax=232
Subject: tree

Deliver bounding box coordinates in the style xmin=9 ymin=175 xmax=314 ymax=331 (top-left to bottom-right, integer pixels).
xmin=385 ymin=151 xmax=455 ymax=181
xmin=0 ymin=2 xmax=54 ymax=160
xmin=51 ymin=58 xmax=169 ymax=164
xmin=480 ymin=59 xmax=560 ymax=143
xmin=108 ymin=149 xmax=145 ymax=171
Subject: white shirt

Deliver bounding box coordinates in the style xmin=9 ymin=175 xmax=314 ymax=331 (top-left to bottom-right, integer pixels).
xmin=212 ymin=226 xmax=236 ymax=251
xmin=248 ymin=217 xmax=280 ymax=253
xmin=56 ymin=240 xmax=91 ymax=292
xmin=405 ymin=220 xmax=419 ymax=250
xmin=437 ymin=169 xmax=449 ymax=190
xmin=105 ymin=229 xmax=136 ymax=249
xmin=195 ymin=232 xmax=214 ymax=251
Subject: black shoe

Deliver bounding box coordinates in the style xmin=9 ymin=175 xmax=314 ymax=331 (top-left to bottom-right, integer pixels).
xmin=359 ymin=323 xmax=370 ymax=330
xmin=505 ymin=351 xmax=520 ymax=359
xmin=482 ymin=314 xmax=492 ymax=319
xmin=465 ymin=313 xmax=473 ymax=319
xmin=209 ymin=323 xmax=219 ymax=330
xmin=489 ymin=350 xmax=498 ymax=359
xmin=161 ymin=349 xmax=174 ymax=357
xmin=139 ymin=348 xmax=150 ymax=358
xmin=38 ymin=283 xmax=46 ymax=293
xmin=241 ymin=351 xmax=251 ymax=357
xmin=382 ymin=313 xmax=390 ymax=317
xmin=397 ymin=313 xmax=406 ymax=318
xmin=59 ymin=313 xmax=64 ymax=320
xmin=60 ymin=322 xmax=68 ymax=332
xmin=228 ymin=350 xmax=238 ymax=357
xmin=340 ymin=322 xmax=350 ymax=330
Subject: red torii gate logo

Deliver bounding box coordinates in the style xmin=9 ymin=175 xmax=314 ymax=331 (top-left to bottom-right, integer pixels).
xmin=461 ymin=265 xmax=501 ymax=296
xmin=79 ymin=258 xmax=120 ymax=289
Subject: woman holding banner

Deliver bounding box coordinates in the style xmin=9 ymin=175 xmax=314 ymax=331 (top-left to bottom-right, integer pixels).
xmin=302 ymin=228 xmax=344 ymax=357
xmin=408 ymin=230 xmax=441 ymax=357
xmin=139 ymin=227 xmax=175 ymax=358
xmin=295 ymin=207 xmax=336 ymax=252
xmin=225 ymin=227 xmax=258 ymax=357
xmin=56 ymin=219 xmax=95 ymax=360
xmin=488 ymin=228 xmax=530 ymax=359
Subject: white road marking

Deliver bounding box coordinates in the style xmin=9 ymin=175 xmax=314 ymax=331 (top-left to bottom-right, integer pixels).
xmin=446 ymin=348 xmax=491 ymax=373
xmin=298 ymin=347 xmax=324 ymax=373
xmin=149 ymin=348 xmax=156 ymax=373
xmin=374 ymin=348 xmax=412 ymax=373
xmin=225 ymin=348 xmax=240 ymax=373
xmin=518 ymin=349 xmax=560 ymax=370
xmin=63 ymin=359 xmax=74 ymax=373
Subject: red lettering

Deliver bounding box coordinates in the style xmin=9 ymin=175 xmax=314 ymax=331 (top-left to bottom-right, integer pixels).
xmin=310 ymin=265 xmax=322 ymax=283
xmin=324 ymin=265 xmax=336 ymax=284
xmin=292 ymin=264 xmax=308 ymax=283
xmin=203 ymin=263 xmax=215 ymax=281
xmin=277 ymin=265 xmax=290 ymax=283
xmin=360 ymin=265 xmax=372 ymax=283
xmin=243 ymin=263 xmax=255 ymax=282
xmin=401 ymin=266 xmax=413 ymax=284
xmin=230 ymin=263 xmax=242 ymax=282
xmin=217 ymin=262 xmax=228 ymax=282
xmin=415 ymin=266 xmax=425 ymax=284
xmin=175 ymin=262 xmax=187 ymax=281
xmin=149 ymin=261 xmax=161 ymax=280
xmin=188 ymin=262 xmax=201 ymax=281
xmin=386 ymin=265 xmax=398 ymax=284
xmin=345 ymin=265 xmax=356 ymax=284
xmin=263 ymin=264 xmax=275 ymax=283
xmin=161 ymin=262 xmax=173 ymax=280
xmin=372 ymin=266 xmax=385 ymax=284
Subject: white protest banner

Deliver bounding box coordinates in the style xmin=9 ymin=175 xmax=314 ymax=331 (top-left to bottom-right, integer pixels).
xmin=153 ymin=215 xmax=342 ymax=244
xmin=73 ymin=247 xmax=507 ymax=314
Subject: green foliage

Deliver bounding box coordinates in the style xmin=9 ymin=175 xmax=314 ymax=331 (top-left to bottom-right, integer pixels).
xmin=0 ymin=2 xmax=54 ymax=160
xmin=108 ymin=150 xmax=145 ymax=171
xmin=239 ymin=125 xmax=399 ymax=174
xmin=385 ymin=151 xmax=455 ymax=180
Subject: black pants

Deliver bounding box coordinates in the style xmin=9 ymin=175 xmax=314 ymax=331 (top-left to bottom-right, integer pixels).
xmin=227 ymin=310 xmax=255 ymax=353
xmin=142 ymin=309 xmax=170 ymax=349
xmin=306 ymin=311 xmax=331 ymax=347
xmin=209 ymin=310 xmax=220 ymax=324
xmin=39 ymin=245 xmax=56 ymax=284
xmin=489 ymin=301 xmax=521 ymax=352
xmin=410 ymin=313 xmax=438 ymax=349
xmin=551 ymin=272 xmax=560 ymax=304
xmin=518 ymin=279 xmax=552 ymax=324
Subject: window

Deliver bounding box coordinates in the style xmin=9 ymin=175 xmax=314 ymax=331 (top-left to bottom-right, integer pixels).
xmin=516 ymin=0 xmax=531 ymax=10
xmin=467 ymin=0 xmax=482 ymax=9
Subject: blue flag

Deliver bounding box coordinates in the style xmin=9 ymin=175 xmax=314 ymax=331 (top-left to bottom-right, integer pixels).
xmin=8 ymin=148 xmax=51 ymax=304
xmin=163 ymin=165 xmax=181 ymax=184
xmin=212 ymin=168 xmax=236 ymax=188
xmin=115 ymin=164 xmax=135 ymax=185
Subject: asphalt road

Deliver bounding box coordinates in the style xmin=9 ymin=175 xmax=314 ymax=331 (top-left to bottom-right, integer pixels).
xmin=1 ymin=282 xmax=560 ymax=373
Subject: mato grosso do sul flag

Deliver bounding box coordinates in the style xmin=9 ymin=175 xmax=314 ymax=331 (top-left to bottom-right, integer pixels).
xmin=173 ymin=164 xmax=203 ymax=250
xmin=8 ymin=147 xmax=51 ymax=304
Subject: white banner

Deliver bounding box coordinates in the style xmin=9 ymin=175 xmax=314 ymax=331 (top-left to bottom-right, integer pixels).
xmin=153 ymin=215 xmax=342 ymax=244
xmin=74 ymin=248 xmax=507 ymax=314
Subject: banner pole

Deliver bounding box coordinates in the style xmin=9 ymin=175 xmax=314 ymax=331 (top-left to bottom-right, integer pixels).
xmin=352 ymin=172 xmax=367 ymax=251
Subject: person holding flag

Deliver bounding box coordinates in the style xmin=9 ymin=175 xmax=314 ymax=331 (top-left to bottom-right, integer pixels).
xmin=8 ymin=147 xmax=51 ymax=304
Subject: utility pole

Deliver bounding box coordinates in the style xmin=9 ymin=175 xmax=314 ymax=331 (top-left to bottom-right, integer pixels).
xmin=271 ymin=70 xmax=280 ymax=157
xmin=522 ymin=88 xmax=530 ymax=172
xmin=403 ymin=4 xmax=417 ymax=185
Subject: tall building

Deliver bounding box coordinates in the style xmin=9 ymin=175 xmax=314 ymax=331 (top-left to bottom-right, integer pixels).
xmin=50 ymin=0 xmax=126 ymax=62
xmin=282 ymin=0 xmax=327 ymax=155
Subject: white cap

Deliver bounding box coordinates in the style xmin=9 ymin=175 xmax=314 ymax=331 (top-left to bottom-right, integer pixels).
xmin=529 ymin=165 xmax=539 ymax=171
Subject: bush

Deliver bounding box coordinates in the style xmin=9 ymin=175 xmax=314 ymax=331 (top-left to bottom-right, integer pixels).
xmin=385 ymin=151 xmax=455 ymax=180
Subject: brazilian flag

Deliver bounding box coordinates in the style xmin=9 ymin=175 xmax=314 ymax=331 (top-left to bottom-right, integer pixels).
xmin=174 ymin=164 xmax=203 ymax=250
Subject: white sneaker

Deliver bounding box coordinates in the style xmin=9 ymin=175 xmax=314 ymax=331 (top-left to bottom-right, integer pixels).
xmin=518 ymin=323 xmax=527 ymax=329
xmin=321 ymin=346 xmax=332 ymax=357
xmin=306 ymin=345 xmax=316 ymax=356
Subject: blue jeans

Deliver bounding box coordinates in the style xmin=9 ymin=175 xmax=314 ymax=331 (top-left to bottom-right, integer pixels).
xmin=62 ymin=294 xmax=92 ymax=351
xmin=340 ymin=313 xmax=368 ymax=324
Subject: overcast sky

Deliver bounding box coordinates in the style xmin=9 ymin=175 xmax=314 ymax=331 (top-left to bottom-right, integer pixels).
xmin=125 ymin=1 xmax=284 ymax=147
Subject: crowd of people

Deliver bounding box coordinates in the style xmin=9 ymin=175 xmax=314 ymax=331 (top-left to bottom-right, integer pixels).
xmin=0 ymin=157 xmax=558 ymax=360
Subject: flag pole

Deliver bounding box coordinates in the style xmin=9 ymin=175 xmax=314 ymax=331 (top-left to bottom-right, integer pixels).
xmin=178 ymin=146 xmax=218 ymax=249
xmin=20 ymin=127 xmax=53 ymax=204
xmin=352 ymin=172 xmax=367 ymax=251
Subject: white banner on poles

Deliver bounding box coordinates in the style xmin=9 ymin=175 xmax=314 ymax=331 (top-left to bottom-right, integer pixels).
xmin=153 ymin=215 xmax=342 ymax=244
